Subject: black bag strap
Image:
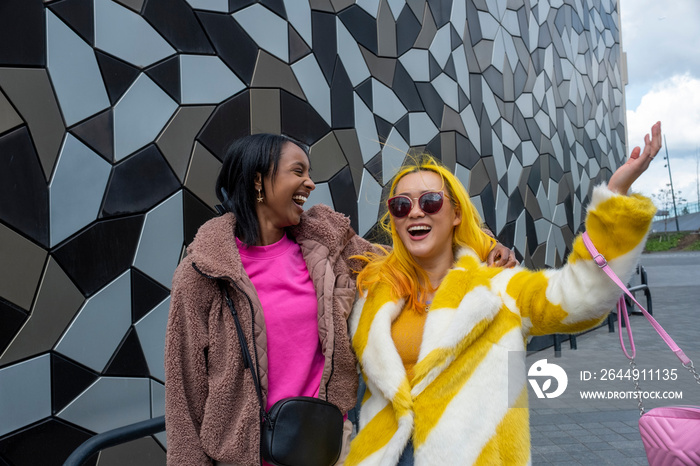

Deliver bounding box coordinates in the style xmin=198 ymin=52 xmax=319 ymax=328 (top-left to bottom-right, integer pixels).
xmin=219 ymin=281 xmax=266 ymax=419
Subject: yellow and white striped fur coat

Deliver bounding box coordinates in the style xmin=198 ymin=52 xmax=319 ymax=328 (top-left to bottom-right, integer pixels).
xmin=346 ymin=186 xmax=656 ymax=465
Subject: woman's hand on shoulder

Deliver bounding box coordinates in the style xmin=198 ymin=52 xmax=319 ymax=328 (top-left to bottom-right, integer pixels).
xmin=488 ymin=242 xmax=519 ymax=268
xmin=608 ymin=121 xmax=662 ymax=195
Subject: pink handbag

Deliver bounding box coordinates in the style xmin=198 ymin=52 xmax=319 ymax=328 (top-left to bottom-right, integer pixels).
xmin=582 ymin=233 xmax=700 ymax=466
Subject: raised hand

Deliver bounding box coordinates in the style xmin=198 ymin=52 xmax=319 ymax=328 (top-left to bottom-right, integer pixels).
xmin=607 ymin=121 xmax=662 ymax=195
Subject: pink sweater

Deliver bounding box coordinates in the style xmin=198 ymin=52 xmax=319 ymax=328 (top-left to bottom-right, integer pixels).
xmin=236 ymin=235 xmax=324 ymax=410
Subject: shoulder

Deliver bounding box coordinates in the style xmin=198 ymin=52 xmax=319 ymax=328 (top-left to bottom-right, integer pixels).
xmin=291 ymin=204 xmax=355 ymax=254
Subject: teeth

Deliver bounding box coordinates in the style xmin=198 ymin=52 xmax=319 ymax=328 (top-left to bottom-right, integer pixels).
xmin=293 ymin=195 xmax=307 ymax=205
xmin=408 ymin=225 xmax=431 ymax=232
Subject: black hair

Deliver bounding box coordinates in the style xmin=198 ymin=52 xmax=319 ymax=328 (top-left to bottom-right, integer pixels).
xmin=215 ymin=133 xmax=309 ymax=246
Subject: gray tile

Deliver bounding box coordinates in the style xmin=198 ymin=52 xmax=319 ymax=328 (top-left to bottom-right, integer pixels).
xmin=334 ymin=129 xmax=364 ymax=197
xmin=309 ymin=132 xmax=347 ymax=183
xmin=98 ymin=436 xmax=166 ymax=465
xmin=185 ymin=0 xmax=228 ymax=12
xmin=49 ymin=134 xmax=111 ymax=246
xmin=382 ymin=128 xmax=408 ymax=184
xmin=413 ymin=2 xmax=437 ymax=49
xmin=113 ymin=74 xmax=178 ymax=161
xmin=372 ymin=79 xmax=407 ymax=124
xmin=0 ymin=223 xmax=47 ymax=311
xmin=233 ymin=4 xmax=288 ymax=62
xmin=251 ymin=51 xmax=306 ymax=100
xmin=250 ymin=89 xmax=282 ymax=135
xmin=377 ymin=0 xmax=397 ymax=57
xmin=0 ymin=258 xmax=84 ymax=366
xmin=180 ymin=55 xmax=245 ymax=105
xmin=0 ymin=69 xmax=65 ymax=180
xmin=133 ymin=191 xmax=184 ymax=288
xmin=304 ymin=182 xmax=334 ymax=211
xmin=47 ymin=11 xmax=110 ymax=127
xmin=0 ymin=89 xmax=23 ymax=134
xmin=55 ymin=271 xmax=131 ymax=372
xmin=408 ymin=112 xmax=438 ymax=146
xmin=156 ymin=106 xmax=215 ymax=182
xmin=135 ymin=297 xmax=169 ymax=382
xmin=0 ymin=354 xmax=51 ymax=437
xmin=353 ymin=93 xmax=381 ymax=163
xmin=58 ymin=376 xmax=151 ymax=433
xmin=358 ymin=169 xmax=383 ymax=237
xmin=184 ymin=143 xmax=222 ymax=210
xmin=336 ymin=19 xmax=371 ymax=86
xmin=292 ymin=55 xmax=332 ymax=125
xmin=95 ymin=0 xmax=174 ymax=68
xmin=284 ymin=0 xmax=312 ymax=44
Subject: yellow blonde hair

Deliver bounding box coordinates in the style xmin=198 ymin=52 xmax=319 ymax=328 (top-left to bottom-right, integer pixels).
xmin=354 ymin=155 xmax=496 ymax=310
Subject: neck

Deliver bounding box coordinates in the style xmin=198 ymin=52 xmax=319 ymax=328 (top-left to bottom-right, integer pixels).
xmin=415 ymin=252 xmax=454 ymax=290
xmin=256 ymin=219 xmax=285 ymax=246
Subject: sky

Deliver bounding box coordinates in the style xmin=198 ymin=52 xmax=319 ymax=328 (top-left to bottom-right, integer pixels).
xmin=619 ymin=0 xmax=700 ymax=211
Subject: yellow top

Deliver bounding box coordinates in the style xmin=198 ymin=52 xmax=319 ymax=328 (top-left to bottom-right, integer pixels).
xmin=391 ymin=304 xmax=428 ymax=381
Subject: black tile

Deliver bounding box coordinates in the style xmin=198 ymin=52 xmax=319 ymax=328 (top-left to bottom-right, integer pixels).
xmin=144 ymin=55 xmax=181 ymax=104
xmin=482 ymin=66 xmax=504 ymax=101
xmin=0 ymin=0 xmax=45 ymax=66
xmin=96 ymin=51 xmax=141 ymax=106
xmin=70 ymin=109 xmax=114 ymax=162
xmin=0 ymin=297 xmax=27 ymax=358
xmin=455 ymin=132 xmax=480 ymax=169
xmin=497 ymin=220 xmax=515 ymax=251
xmin=279 ymin=90 xmax=330 ymax=146
xmin=479 ymin=107 xmax=493 ymax=156
xmin=104 ymin=327 xmax=151 ymax=377
xmin=0 ymin=418 xmax=96 ymax=466
xmin=469 ymin=73 xmax=483 ymax=118
xmin=443 ymin=54 xmax=457 ymax=81
xmin=428 ymin=53 xmax=441 ymax=80
xmin=338 ymin=5 xmax=378 ymax=55
xmin=312 ymin=11 xmax=336 ymax=86
xmin=477 ymin=183 xmax=496 ymax=233
xmin=512 ymin=106 xmax=529 ymax=142
xmin=355 ymin=78 xmax=373 ymax=111
xmin=466 ymin=0 xmax=483 ymax=47
xmin=142 ymin=0 xmax=214 ymax=54
xmin=424 ymin=133 xmax=442 ymax=161
xmin=183 ymin=190 xmax=216 ymax=248
xmin=289 ymin=25 xmax=311 ymax=63
xmin=131 ymin=267 xmax=170 ymax=323
xmin=427 ymin=0 xmax=451 ymax=28
xmin=100 ymin=145 xmax=180 ymax=218
xmin=458 ymin=87 xmax=469 ymax=111
xmin=396 ymin=6 xmax=421 ymax=56
xmin=197 ymin=10 xmax=257 ymax=85
xmin=197 ymin=90 xmax=251 ymax=161
xmin=364 ymin=151 xmax=383 ymax=187
xmin=52 ymin=214 xmax=145 ymax=296
xmin=229 ymin=0 xmax=256 ymax=13
xmin=374 ymin=115 xmax=392 ymax=145
xmin=392 ymin=62 xmax=423 ymax=112
xmin=507 ymin=187 xmax=524 ymax=224
xmin=449 ymin=23 xmax=462 ymax=50
xmin=549 ymin=155 xmax=563 ymax=182
xmin=415 ymin=82 xmax=444 ymax=127
xmin=330 ymin=58 xmax=354 ymax=129
xmin=260 ymin=0 xmax=286 ymax=19
xmin=328 ymin=166 xmax=358 ymax=232
xmin=50 ymin=353 xmax=99 ymax=414
xmin=525 ymin=210 xmax=538 ymax=258
xmin=394 ymin=113 xmax=410 ymax=144
xmin=49 ymin=0 xmax=94 ymax=45
xmin=0 ymin=127 xmax=49 ymax=247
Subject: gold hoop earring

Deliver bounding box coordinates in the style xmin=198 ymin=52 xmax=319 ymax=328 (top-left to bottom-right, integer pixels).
xmin=256 ymin=187 xmax=264 ymax=203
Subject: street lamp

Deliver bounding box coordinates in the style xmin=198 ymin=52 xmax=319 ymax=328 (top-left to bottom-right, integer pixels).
xmin=663 ymin=135 xmax=681 ymax=232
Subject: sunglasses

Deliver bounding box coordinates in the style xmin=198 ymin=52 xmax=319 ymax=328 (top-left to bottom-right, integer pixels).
xmin=387 ymin=191 xmax=447 ymax=218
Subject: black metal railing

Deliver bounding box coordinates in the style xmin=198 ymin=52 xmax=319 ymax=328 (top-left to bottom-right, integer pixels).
xmin=62 ymin=416 xmax=165 ymax=466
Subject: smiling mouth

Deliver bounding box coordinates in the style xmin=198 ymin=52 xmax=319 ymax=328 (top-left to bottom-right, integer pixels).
xmin=408 ymin=225 xmax=431 ymax=237
xmin=292 ymin=195 xmax=307 ymax=206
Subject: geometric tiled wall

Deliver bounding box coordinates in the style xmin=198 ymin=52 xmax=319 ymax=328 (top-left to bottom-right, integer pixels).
xmin=0 ymin=0 xmax=624 ymax=464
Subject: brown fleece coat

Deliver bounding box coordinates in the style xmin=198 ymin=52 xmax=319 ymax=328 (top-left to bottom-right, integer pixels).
xmin=165 ymin=204 xmax=373 ymax=465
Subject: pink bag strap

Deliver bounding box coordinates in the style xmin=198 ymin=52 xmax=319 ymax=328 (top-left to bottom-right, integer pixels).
xmin=581 ymin=232 xmax=692 ymax=366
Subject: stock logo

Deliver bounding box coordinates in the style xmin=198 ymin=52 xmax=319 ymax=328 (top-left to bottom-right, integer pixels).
xmin=528 ymin=359 xmax=568 ymax=399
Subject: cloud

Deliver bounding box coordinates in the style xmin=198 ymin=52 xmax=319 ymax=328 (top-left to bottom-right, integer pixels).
xmin=626 ymin=74 xmax=700 ymax=154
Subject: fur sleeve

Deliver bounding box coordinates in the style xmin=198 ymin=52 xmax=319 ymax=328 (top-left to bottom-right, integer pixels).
xmin=506 ymin=185 xmax=656 ymax=336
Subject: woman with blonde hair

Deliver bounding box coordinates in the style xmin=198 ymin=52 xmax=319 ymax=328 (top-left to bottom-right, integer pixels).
xmin=346 ymin=122 xmax=661 ymax=465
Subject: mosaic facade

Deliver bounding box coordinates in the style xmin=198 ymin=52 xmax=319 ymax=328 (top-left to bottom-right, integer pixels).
xmin=0 ymin=0 xmax=625 ymax=463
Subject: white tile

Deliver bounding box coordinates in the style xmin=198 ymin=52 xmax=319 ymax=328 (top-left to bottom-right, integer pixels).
xmin=0 ymin=355 xmax=51 ymax=437
xmin=432 ymin=73 xmax=459 ymax=111
xmin=233 ymin=4 xmax=288 ymax=62
xmin=337 ymin=20 xmax=371 ymax=87
xmin=372 ymin=79 xmax=407 ymax=124
xmin=305 ymin=182 xmax=334 ymax=211
xmin=382 ymin=128 xmax=408 ymax=184
xmin=283 ymin=0 xmax=312 ymax=45
xmin=292 ymin=55 xmax=332 ymax=125
xmin=398 ymin=49 xmax=430 ymax=82
xmin=358 ymin=169 xmax=382 ymax=237
xmin=47 ymin=11 xmax=110 ymax=126
xmin=408 ymin=112 xmax=438 ymax=146
xmin=353 ymin=93 xmax=381 ymax=163
xmin=429 ymin=25 xmax=452 ymax=69
xmin=135 ymin=297 xmax=170 ymax=382
xmin=180 ymin=55 xmax=244 ymax=105
xmin=50 ymin=134 xmax=112 ymax=246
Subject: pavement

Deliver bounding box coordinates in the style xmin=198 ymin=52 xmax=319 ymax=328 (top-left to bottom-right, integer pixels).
xmin=651 ymin=211 xmax=700 ymax=232
xmin=527 ymin=251 xmax=700 ymax=465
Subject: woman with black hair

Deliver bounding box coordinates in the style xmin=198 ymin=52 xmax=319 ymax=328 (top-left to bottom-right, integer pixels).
xmin=164 ymin=133 xmax=516 ymax=465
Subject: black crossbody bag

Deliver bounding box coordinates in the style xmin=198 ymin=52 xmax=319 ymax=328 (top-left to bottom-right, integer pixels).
xmin=220 ymin=283 xmax=344 ymax=466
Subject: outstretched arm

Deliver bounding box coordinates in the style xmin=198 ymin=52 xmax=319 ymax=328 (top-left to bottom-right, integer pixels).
xmin=608 ymin=121 xmax=662 ymax=195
